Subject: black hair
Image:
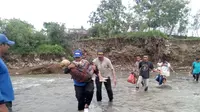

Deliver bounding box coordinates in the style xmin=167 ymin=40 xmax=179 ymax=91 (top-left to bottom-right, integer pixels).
xmin=0 ymin=43 xmax=7 ymax=46
xmin=143 ymin=55 xmax=148 ymax=57
xmin=136 ymin=55 xmax=141 ymax=58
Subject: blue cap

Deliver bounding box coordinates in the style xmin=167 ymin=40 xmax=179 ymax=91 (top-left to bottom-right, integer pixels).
xmin=73 ymin=49 xmax=83 ymax=58
xmin=0 ymin=34 xmax=15 ymax=46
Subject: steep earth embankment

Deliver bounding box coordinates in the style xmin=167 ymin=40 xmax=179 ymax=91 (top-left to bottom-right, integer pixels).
xmin=77 ymin=38 xmax=200 ymax=71
xmin=4 ymin=54 xmax=65 ymax=75
xmin=5 ymin=37 xmax=200 ymax=75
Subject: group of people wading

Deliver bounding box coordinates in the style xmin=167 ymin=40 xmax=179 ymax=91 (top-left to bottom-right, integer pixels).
xmin=60 ymin=49 xmax=177 ymax=112
xmin=0 ymin=33 xmax=199 ymax=112
xmin=61 ymin=49 xmax=116 ymax=112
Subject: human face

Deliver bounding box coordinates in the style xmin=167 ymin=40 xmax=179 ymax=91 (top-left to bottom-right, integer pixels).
xmin=75 ymin=57 xmax=82 ymax=62
xmin=0 ymin=44 xmax=10 ymax=55
xmin=98 ymin=54 xmax=104 ymax=61
xmin=136 ymin=56 xmax=141 ymax=61
xmin=143 ymin=56 xmax=148 ymax=61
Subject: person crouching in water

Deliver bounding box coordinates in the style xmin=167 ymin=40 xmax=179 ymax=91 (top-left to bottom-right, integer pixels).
xmin=61 ymin=49 xmax=97 ymax=111
xmin=155 ymin=59 xmax=165 ymax=85
xmin=156 ymin=59 xmax=174 ymax=85
xmin=136 ymin=55 xmax=154 ymax=91
xmin=191 ymin=58 xmax=200 ymax=82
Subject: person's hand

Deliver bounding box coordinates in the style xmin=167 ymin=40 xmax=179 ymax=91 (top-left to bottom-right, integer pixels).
xmin=152 ymin=69 xmax=156 ymax=72
xmin=99 ymin=75 xmax=104 ymax=81
xmin=68 ymin=64 xmax=75 ymax=69
xmin=0 ymin=104 xmax=8 ymax=112
xmin=113 ymin=77 xmax=117 ymax=87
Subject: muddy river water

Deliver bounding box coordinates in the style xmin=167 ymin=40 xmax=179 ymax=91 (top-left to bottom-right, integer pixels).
xmin=11 ymin=72 xmax=200 ymax=112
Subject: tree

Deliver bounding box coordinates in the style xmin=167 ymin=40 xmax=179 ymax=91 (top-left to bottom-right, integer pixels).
xmin=133 ymin=0 xmax=161 ymax=30
xmin=88 ymin=0 xmax=126 ymax=37
xmin=0 ymin=18 xmax=6 ymax=33
xmin=3 ymin=19 xmax=39 ymax=53
xmin=133 ymin=0 xmax=190 ymax=35
xmin=88 ymin=24 xmax=107 ymax=37
xmin=160 ymin=0 xmax=190 ymax=35
xmin=192 ymin=10 xmax=200 ymax=36
xmin=177 ymin=19 xmax=188 ymax=36
xmin=43 ymin=22 xmax=67 ymax=46
xmin=0 ymin=18 xmax=71 ymax=55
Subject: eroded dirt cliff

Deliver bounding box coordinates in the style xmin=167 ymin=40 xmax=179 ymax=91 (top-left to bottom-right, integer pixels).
xmin=76 ymin=38 xmax=200 ymax=71
xmin=5 ymin=37 xmax=200 ymax=75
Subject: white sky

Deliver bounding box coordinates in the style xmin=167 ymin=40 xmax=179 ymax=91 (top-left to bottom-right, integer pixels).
xmin=0 ymin=0 xmax=199 ymax=31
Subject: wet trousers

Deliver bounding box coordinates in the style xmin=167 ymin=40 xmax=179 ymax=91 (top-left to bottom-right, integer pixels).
xmin=95 ymin=77 xmax=113 ymax=101
xmin=5 ymin=102 xmax=12 ymax=112
xmin=136 ymin=76 xmax=149 ymax=88
xmin=193 ymin=74 xmax=199 ymax=82
xmin=74 ymin=80 xmax=94 ymax=111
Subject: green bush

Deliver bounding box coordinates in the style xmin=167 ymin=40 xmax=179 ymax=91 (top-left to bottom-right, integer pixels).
xmin=67 ymin=55 xmax=74 ymax=61
xmin=35 ymin=44 xmax=65 ymax=55
xmin=81 ymin=30 xmax=168 ymax=41
xmin=116 ymin=30 xmax=168 ymax=39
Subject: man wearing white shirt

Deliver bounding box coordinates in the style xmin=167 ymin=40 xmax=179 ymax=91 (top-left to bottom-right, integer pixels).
xmin=93 ymin=49 xmax=116 ymax=102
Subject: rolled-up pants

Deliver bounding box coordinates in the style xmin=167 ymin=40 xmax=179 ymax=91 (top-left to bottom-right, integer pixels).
xmin=136 ymin=76 xmax=149 ymax=88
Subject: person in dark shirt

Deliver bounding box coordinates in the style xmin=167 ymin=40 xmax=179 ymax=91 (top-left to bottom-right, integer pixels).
xmin=136 ymin=55 xmax=154 ymax=91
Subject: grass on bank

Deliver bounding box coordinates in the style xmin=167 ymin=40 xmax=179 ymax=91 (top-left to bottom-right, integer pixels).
xmin=81 ymin=30 xmax=200 ymax=41
xmin=9 ymin=30 xmax=200 ymax=55
xmin=81 ymin=30 xmax=168 ymax=41
xmin=10 ymin=44 xmax=66 ymax=55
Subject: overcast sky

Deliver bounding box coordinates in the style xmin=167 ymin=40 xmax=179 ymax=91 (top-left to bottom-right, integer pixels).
xmin=0 ymin=0 xmax=199 ymax=30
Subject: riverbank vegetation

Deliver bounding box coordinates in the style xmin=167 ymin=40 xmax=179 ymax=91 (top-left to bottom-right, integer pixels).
xmin=1 ymin=0 xmax=200 ymax=56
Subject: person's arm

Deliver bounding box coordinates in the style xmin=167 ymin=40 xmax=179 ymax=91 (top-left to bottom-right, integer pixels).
xmin=0 ymin=103 xmax=8 ymax=112
xmin=107 ymin=59 xmax=117 ymax=86
xmin=149 ymin=62 xmax=154 ymax=71
xmin=170 ymin=66 xmax=175 ymax=72
xmin=191 ymin=63 xmax=195 ymax=74
xmin=98 ymin=71 xmax=103 ymax=79
xmin=132 ymin=63 xmax=136 ymax=72
xmin=92 ymin=59 xmax=103 ymax=79
xmin=168 ymin=63 xmax=175 ymax=72
xmin=0 ymin=84 xmax=7 ymax=112
xmin=139 ymin=62 xmax=142 ymax=69
xmin=87 ymin=65 xmax=96 ymax=77
xmin=64 ymin=67 xmax=71 ymax=74
xmin=108 ymin=59 xmax=116 ymax=79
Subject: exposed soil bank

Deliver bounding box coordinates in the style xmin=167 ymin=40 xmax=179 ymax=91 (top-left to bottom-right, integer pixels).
xmin=5 ymin=37 xmax=200 ymax=75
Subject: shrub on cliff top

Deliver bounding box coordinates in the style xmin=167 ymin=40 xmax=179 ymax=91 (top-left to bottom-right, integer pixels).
xmin=35 ymin=44 xmax=65 ymax=55
xmin=80 ymin=30 xmax=168 ymax=41
xmin=116 ymin=30 xmax=168 ymax=39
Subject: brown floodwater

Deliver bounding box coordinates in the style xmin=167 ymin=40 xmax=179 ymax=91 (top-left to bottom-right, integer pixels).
xmin=11 ymin=72 xmax=200 ymax=112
